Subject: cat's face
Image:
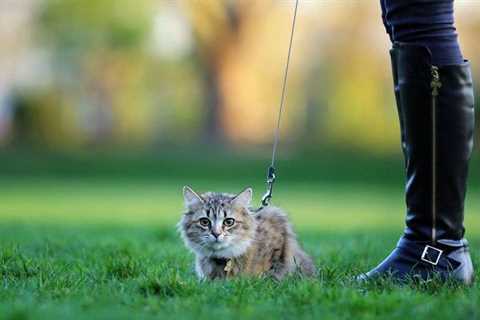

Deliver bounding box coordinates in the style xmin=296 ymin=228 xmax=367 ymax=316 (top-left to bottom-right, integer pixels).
xmin=178 ymin=186 xmax=256 ymax=258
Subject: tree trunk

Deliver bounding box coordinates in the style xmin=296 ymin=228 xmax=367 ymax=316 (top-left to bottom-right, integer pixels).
xmin=202 ymin=61 xmax=224 ymax=144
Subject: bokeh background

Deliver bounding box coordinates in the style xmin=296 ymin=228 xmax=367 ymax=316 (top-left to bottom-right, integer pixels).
xmin=1 ymin=0 xmax=480 ymax=232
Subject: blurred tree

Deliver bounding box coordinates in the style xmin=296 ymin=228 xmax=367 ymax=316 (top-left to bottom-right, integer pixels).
xmin=181 ymin=0 xmax=240 ymax=142
xmin=36 ymin=0 xmax=154 ymax=146
xmin=179 ymin=0 xmax=253 ymax=143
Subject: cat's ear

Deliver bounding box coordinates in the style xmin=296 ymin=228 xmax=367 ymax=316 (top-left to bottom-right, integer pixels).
xmin=183 ymin=186 xmax=204 ymax=209
xmin=232 ymin=187 xmax=253 ymax=207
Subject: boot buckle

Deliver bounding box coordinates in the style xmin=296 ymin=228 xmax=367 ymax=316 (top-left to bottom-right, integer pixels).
xmin=421 ymin=245 xmax=443 ymax=265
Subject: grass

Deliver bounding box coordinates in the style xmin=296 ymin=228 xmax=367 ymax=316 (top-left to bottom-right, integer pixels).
xmin=2 ymin=223 xmax=480 ymax=320
xmin=1 ymin=152 xmax=480 ymax=319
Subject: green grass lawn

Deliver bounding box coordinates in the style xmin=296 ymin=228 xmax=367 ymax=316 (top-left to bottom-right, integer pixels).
xmin=1 ymin=174 xmax=480 ymax=320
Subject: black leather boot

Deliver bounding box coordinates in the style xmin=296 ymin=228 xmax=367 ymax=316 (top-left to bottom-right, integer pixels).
xmin=358 ymin=43 xmax=475 ymax=284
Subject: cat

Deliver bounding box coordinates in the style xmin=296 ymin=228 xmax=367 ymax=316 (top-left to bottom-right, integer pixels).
xmin=178 ymin=186 xmax=316 ymax=280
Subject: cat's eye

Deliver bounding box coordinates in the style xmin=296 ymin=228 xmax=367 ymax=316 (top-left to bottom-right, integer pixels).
xmin=199 ymin=218 xmax=211 ymax=227
xmin=223 ymin=218 xmax=235 ymax=227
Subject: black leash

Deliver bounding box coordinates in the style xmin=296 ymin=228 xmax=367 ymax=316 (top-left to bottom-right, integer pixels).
xmin=260 ymin=0 xmax=299 ymax=208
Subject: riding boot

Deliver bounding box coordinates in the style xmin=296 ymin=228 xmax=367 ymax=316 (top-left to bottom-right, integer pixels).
xmin=358 ymin=43 xmax=475 ymax=284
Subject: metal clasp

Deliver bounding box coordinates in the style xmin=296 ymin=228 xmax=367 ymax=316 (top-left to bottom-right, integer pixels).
xmin=261 ymin=166 xmax=276 ymax=207
xmin=421 ymin=245 xmax=443 ymax=266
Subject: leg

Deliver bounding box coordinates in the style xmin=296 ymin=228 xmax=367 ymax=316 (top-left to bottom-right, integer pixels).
xmin=359 ymin=0 xmax=475 ymax=283
xmin=380 ymin=0 xmax=464 ymax=66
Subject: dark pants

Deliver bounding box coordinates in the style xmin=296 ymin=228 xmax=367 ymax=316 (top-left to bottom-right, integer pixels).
xmin=380 ymin=0 xmax=463 ymax=66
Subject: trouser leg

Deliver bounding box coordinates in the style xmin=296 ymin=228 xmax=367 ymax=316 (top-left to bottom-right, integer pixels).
xmin=380 ymin=0 xmax=464 ymax=66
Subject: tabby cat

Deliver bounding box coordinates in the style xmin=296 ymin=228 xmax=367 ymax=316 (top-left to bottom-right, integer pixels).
xmin=178 ymin=186 xmax=316 ymax=280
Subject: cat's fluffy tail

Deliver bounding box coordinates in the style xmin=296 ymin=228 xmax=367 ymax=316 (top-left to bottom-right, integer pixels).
xmin=293 ymin=247 xmax=317 ymax=277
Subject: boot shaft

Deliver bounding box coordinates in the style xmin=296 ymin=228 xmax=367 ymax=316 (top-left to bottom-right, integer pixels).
xmin=390 ymin=43 xmax=475 ymax=241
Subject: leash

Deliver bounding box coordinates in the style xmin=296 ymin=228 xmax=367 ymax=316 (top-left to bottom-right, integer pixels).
xmin=260 ymin=0 xmax=299 ymax=208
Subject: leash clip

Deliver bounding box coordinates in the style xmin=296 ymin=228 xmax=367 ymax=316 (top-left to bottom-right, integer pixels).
xmin=261 ymin=166 xmax=276 ymax=207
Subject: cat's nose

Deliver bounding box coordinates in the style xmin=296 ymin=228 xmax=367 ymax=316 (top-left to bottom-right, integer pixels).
xmin=211 ymin=231 xmax=221 ymax=239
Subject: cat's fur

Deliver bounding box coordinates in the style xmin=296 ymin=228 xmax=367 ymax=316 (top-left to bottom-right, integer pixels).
xmin=178 ymin=186 xmax=316 ymax=280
